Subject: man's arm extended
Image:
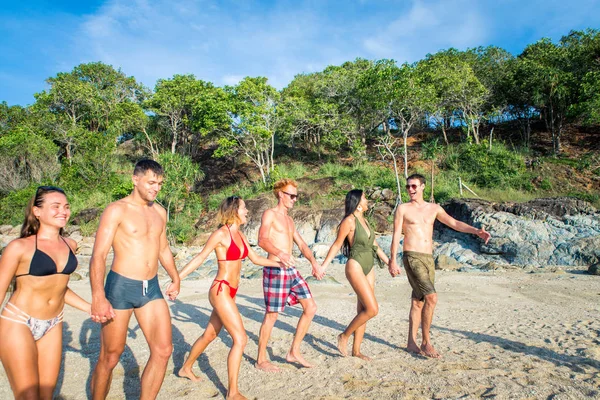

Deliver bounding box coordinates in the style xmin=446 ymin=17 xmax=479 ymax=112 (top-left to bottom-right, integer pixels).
xmin=156 ymin=205 xmax=180 ymax=301
xmin=389 ymin=205 xmax=404 ymax=277
xmin=258 ymin=210 xmax=294 ymax=267
xmin=436 ymin=206 xmax=491 ymax=243
xmin=293 ymin=228 xmax=324 ymax=280
xmin=89 ymin=203 xmax=120 ymax=323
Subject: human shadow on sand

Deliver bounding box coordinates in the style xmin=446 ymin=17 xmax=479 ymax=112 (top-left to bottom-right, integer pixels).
xmin=235 ymin=294 xmax=399 ymax=359
xmin=437 ymin=326 xmax=600 ymax=373
xmin=54 ymin=319 xmax=142 ymax=400
xmin=170 ymin=299 xmax=244 ymax=398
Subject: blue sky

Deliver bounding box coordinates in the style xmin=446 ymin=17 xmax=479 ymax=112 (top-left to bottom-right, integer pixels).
xmin=1 ymin=0 xmax=599 ymax=106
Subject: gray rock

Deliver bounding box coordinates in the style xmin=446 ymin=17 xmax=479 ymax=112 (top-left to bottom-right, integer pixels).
xmin=77 ymin=244 xmax=94 ymax=257
xmin=68 ymin=231 xmax=83 ymax=243
xmin=242 ymin=196 xmax=274 ymax=245
xmin=305 ymin=275 xmax=342 ymax=285
xmin=0 ymin=225 xmax=13 ymax=235
xmin=312 ymin=243 xmax=331 ymax=259
xmin=381 ymin=189 xmax=395 ymax=201
xmin=315 ymin=209 xmax=344 ymax=243
xmin=71 ymin=208 xmax=101 ymax=225
xmin=588 ymin=263 xmax=600 ymax=275
xmin=242 ymin=267 xmax=264 ymax=279
xmin=291 ymin=209 xmax=321 ymax=246
xmin=435 ymin=198 xmax=600 ymax=269
xmin=69 ymin=272 xmax=83 ymax=281
xmin=435 ymin=254 xmax=461 ymax=271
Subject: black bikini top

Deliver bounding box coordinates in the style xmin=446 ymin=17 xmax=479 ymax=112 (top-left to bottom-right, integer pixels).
xmin=16 ymin=235 xmax=78 ymax=278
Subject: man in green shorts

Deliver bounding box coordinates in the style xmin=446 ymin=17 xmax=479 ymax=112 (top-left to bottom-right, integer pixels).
xmin=389 ymin=174 xmax=490 ymax=358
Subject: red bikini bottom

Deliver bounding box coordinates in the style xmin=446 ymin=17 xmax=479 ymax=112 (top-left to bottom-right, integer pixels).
xmin=211 ymin=279 xmax=238 ymax=298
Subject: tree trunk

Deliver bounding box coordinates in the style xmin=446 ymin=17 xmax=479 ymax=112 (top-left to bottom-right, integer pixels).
xmin=441 ymin=125 xmax=449 ymax=145
xmin=429 ymin=160 xmax=435 ymax=203
xmin=403 ymin=130 xmax=409 ymax=179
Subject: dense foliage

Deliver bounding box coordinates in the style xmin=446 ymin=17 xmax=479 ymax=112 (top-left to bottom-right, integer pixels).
xmin=1 ymin=28 xmax=598 ymax=240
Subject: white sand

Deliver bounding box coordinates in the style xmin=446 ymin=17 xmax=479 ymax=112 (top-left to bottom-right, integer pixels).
xmin=1 ymin=266 xmax=599 ymax=399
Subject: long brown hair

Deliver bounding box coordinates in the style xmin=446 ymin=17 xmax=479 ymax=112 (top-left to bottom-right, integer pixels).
xmin=339 ymin=189 xmax=363 ymax=257
xmin=217 ymin=196 xmax=242 ymax=226
xmin=20 ymin=186 xmax=68 ymax=238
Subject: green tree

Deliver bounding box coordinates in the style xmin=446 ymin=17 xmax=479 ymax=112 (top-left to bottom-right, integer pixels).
xmin=156 ymin=152 xmax=204 ymax=220
xmin=518 ymin=38 xmax=576 ymax=154
xmin=0 ymin=124 xmax=60 ymax=192
xmin=278 ymin=73 xmax=349 ymax=157
xmin=216 ymin=77 xmax=279 ymax=184
xmin=422 ymin=138 xmax=443 ymax=203
xmin=420 ymin=49 xmax=488 ymax=144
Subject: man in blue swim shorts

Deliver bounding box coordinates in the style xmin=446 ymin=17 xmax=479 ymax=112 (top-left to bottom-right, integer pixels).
xmin=89 ymin=160 xmax=180 ymax=399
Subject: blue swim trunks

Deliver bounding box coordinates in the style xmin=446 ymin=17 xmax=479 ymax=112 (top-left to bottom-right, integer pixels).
xmin=105 ymin=270 xmax=164 ymax=310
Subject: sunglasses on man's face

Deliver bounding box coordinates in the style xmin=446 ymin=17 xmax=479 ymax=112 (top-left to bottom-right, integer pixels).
xmin=405 ymin=184 xmax=420 ymax=190
xmin=282 ymin=191 xmax=298 ymax=200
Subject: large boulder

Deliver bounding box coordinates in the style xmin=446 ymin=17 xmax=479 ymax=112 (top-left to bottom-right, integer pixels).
xmin=242 ymin=196 xmax=274 ymax=245
xmin=371 ymin=203 xmax=392 ymax=233
xmin=290 ymin=209 xmax=321 ymax=246
xmin=72 ymin=208 xmax=102 ymax=225
xmin=434 ymin=198 xmax=600 ymax=268
xmin=315 ymin=208 xmax=344 ymax=244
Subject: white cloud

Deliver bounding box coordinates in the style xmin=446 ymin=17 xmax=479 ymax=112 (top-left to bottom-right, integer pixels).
xmin=362 ymin=0 xmax=489 ymax=61
xmin=222 ymin=75 xmax=244 ymax=85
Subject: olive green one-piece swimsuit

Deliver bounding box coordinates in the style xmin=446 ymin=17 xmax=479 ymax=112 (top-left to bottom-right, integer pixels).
xmin=349 ymin=214 xmax=378 ymax=275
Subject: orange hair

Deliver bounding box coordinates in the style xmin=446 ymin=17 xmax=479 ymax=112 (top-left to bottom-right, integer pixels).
xmin=273 ymin=179 xmax=298 ymax=199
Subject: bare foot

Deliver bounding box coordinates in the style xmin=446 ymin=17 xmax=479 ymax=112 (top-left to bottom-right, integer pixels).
xmin=255 ymin=361 xmax=280 ymax=372
xmin=420 ymin=343 xmax=441 ymax=358
xmin=406 ymin=343 xmax=423 ymax=355
xmin=352 ymin=352 xmax=372 ymax=361
xmin=177 ymin=366 xmax=202 ymax=382
xmin=226 ymin=392 xmax=248 ymax=400
xmin=337 ymin=333 xmax=348 ymax=357
xmin=286 ymin=350 xmax=314 ymax=368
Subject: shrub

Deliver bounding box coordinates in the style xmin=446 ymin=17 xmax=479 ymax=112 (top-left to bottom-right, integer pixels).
xmin=442 ymin=142 xmax=526 ymax=189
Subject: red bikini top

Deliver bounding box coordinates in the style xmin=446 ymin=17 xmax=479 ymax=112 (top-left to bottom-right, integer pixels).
xmin=217 ymin=225 xmax=248 ymax=261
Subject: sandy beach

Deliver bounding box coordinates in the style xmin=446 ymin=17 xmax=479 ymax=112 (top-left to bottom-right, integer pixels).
xmin=1 ymin=264 xmax=599 ymax=400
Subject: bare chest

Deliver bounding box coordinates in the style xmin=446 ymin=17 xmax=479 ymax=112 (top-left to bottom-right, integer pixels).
xmin=118 ymin=208 xmax=163 ymax=239
xmin=404 ymin=206 xmax=436 ymax=226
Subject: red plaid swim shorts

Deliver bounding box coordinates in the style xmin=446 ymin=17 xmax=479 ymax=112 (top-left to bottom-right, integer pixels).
xmin=263 ymin=266 xmax=312 ymax=312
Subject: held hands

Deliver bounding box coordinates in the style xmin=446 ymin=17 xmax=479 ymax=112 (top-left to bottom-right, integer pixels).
xmin=165 ymin=280 xmax=180 ymax=301
xmin=91 ymin=297 xmax=116 ymax=324
xmin=477 ymin=227 xmax=491 ymax=244
xmin=312 ymin=263 xmax=325 ymax=280
xmin=388 ymin=259 xmax=402 ymax=277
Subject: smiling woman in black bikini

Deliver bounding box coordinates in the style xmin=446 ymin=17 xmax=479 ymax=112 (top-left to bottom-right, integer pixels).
xmin=0 ymin=186 xmax=90 ymax=399
xmin=177 ymin=196 xmax=283 ymax=400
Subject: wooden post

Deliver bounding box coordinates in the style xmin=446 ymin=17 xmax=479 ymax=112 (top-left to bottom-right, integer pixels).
xmin=459 ymin=177 xmax=463 ymax=197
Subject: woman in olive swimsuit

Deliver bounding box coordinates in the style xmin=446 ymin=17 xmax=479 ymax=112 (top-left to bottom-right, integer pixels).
xmin=321 ymin=189 xmax=390 ymax=360
xmin=177 ymin=196 xmax=283 ymax=400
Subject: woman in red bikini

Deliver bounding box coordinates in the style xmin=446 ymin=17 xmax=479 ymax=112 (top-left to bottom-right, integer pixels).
xmin=0 ymin=186 xmax=90 ymax=399
xmin=177 ymin=196 xmax=282 ymax=400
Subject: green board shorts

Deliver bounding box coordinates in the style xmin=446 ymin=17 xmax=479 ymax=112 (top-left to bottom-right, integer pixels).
xmin=402 ymin=251 xmax=436 ymax=301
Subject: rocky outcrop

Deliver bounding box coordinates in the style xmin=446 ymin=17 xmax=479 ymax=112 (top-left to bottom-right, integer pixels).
xmin=1 ymin=197 xmax=598 ymax=277
xmin=434 ymin=198 xmax=600 ymax=267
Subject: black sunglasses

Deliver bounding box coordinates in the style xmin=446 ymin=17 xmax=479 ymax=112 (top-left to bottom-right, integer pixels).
xmin=282 ymin=191 xmax=298 ymax=200
xmin=405 ymin=184 xmax=420 ymax=190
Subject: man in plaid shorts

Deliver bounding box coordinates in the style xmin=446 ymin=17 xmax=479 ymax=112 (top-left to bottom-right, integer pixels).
xmin=255 ymin=179 xmax=324 ymax=372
